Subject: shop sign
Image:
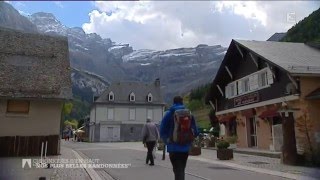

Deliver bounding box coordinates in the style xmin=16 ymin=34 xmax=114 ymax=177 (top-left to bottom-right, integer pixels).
xmin=234 ymin=92 xmax=259 ymax=107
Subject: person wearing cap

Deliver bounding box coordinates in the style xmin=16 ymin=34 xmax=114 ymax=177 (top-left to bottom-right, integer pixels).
xmin=142 ymin=117 xmax=159 ymax=166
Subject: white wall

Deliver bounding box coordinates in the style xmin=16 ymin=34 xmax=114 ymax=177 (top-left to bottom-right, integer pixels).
xmin=91 ymin=104 xmax=164 ymax=124
xmin=0 ymin=99 xmax=63 ymax=136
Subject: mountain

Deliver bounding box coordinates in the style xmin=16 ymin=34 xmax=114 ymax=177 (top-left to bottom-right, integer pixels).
xmin=27 ymin=10 xmax=225 ymax=102
xmin=281 ymin=7 xmax=320 ymax=43
xmin=29 ymin=12 xmax=130 ymax=82
xmin=0 ymin=2 xmax=37 ymax=32
xmin=121 ymin=45 xmax=226 ymax=101
xmin=71 ymin=68 xmax=109 ymax=103
xmin=0 ymin=1 xmax=225 ymax=110
xmin=267 ymin=32 xmax=286 ymax=42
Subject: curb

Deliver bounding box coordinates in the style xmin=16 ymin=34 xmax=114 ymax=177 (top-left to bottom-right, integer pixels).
xmin=188 ymin=156 xmax=317 ymax=180
xmin=105 ymin=145 xmax=317 ymax=180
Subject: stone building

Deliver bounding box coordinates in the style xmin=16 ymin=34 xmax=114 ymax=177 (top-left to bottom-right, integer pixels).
xmin=89 ymin=79 xmax=165 ymax=142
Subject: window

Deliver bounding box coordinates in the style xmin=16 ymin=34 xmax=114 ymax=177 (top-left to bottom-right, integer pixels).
xmin=259 ymin=71 xmax=268 ymax=87
xmin=230 ymin=83 xmax=236 ymax=97
xmin=108 ymin=91 xmax=114 ymax=101
xmin=107 ymin=108 xmax=114 ymax=120
xmin=7 ymin=100 xmax=30 ymax=114
xmin=243 ymin=78 xmax=250 ymax=92
xmin=129 ymin=92 xmax=135 ymax=102
xmin=225 ymin=82 xmax=237 ymax=98
xmin=130 ymin=127 xmax=134 ymax=134
xmin=147 ymin=93 xmax=153 ymax=102
xmin=147 ymin=109 xmax=153 ymax=120
xmin=226 ymin=68 xmax=274 ymax=99
xmin=129 ymin=108 xmax=135 ymax=120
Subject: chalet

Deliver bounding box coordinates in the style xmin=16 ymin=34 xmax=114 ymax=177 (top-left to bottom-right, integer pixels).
xmin=0 ymin=28 xmax=72 ymax=156
xmin=207 ymin=39 xmax=320 ymax=164
xmin=89 ymin=79 xmax=165 ymax=142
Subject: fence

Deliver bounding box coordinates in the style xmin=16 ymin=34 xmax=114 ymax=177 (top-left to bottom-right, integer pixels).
xmin=0 ymin=135 xmax=59 ymax=157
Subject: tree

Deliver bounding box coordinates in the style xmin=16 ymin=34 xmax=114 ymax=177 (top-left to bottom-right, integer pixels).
xmin=64 ymin=119 xmax=78 ymax=129
xmin=63 ymin=102 xmax=73 ymax=116
xmin=296 ymin=109 xmax=318 ymax=165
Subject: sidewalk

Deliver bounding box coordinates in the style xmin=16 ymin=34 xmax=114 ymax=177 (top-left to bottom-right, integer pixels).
xmin=0 ymin=146 xmax=90 ymax=180
xmin=97 ymin=142 xmax=320 ymax=180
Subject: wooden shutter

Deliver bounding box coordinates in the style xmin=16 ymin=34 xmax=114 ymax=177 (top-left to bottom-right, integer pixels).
xmin=249 ymin=76 xmax=254 ymax=91
xmin=129 ymin=108 xmax=135 ymax=120
xmin=7 ymin=100 xmax=30 ymax=114
xmin=252 ymin=74 xmax=259 ymax=90
xmin=225 ymin=85 xmax=229 ymax=98
xmin=233 ymin=83 xmax=238 ymax=96
xmin=238 ymin=81 xmax=243 ymax=95
xmin=267 ymin=68 xmax=274 ymax=85
xmin=107 ymin=108 xmax=114 ymax=120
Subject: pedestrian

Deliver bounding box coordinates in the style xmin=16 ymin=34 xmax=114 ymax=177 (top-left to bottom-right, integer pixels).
xmin=74 ymin=132 xmax=77 ymax=142
xmin=63 ymin=129 xmax=68 ymax=141
xmin=142 ymin=117 xmax=159 ymax=166
xmin=160 ymin=96 xmax=199 ymax=180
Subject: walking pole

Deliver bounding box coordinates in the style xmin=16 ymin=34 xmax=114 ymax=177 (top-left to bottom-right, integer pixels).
xmin=162 ymin=145 xmax=165 ymax=160
xmin=40 ymin=142 xmax=44 ymax=164
xmin=44 ymin=141 xmax=48 ymax=158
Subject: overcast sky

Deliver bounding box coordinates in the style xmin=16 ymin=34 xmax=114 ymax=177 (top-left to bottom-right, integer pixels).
xmin=11 ymin=1 xmax=320 ymax=50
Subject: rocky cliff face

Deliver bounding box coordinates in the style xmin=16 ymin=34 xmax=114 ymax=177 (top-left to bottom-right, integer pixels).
xmin=0 ymin=2 xmax=226 ymax=102
xmin=71 ymin=68 xmax=109 ymax=102
xmin=0 ymin=2 xmax=37 ymax=32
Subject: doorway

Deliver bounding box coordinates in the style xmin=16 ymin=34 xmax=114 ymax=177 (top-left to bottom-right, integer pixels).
xmin=247 ymin=117 xmax=257 ymax=147
xmin=100 ymin=125 xmax=120 ymax=142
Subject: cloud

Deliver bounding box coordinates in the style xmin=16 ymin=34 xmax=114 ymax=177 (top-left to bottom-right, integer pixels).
xmin=83 ymin=1 xmax=319 ymax=50
xmin=53 ymin=1 xmax=64 ymax=8
xmin=13 ymin=2 xmax=26 ymax=8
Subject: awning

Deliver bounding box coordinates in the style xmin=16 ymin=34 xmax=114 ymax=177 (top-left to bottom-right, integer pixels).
xmin=258 ymin=108 xmax=280 ymax=119
xmin=241 ymin=108 xmax=256 ymax=117
xmin=219 ymin=115 xmax=236 ymax=123
xmin=305 ymin=88 xmax=320 ymax=100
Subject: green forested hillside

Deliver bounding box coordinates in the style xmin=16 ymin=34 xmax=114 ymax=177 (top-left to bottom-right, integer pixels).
xmin=184 ymin=84 xmax=213 ymax=129
xmin=281 ymin=8 xmax=320 ymax=43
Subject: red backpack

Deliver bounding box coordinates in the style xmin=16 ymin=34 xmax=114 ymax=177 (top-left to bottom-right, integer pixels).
xmin=172 ymin=109 xmax=194 ymax=144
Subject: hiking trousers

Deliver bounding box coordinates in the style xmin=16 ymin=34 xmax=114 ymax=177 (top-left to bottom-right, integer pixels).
xmin=146 ymin=141 xmax=156 ymax=165
xmin=169 ymin=152 xmax=189 ymax=180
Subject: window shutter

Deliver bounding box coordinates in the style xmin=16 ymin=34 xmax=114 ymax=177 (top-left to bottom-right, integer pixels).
xmin=233 ymin=83 xmax=238 ymax=96
xmin=249 ymin=76 xmax=254 ymax=91
xmin=238 ymin=81 xmax=243 ymax=95
xmin=252 ymin=74 xmax=259 ymax=90
xmin=225 ymin=85 xmax=229 ymax=98
xmin=267 ymin=68 xmax=274 ymax=85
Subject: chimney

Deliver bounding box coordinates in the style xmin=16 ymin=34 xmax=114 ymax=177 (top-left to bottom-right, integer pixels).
xmin=155 ymin=78 xmax=160 ymax=87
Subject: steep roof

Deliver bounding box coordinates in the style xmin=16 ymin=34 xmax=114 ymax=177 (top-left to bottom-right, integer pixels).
xmin=0 ymin=27 xmax=72 ymax=99
xmin=95 ymin=81 xmax=164 ymax=105
xmin=235 ymin=40 xmax=320 ymax=75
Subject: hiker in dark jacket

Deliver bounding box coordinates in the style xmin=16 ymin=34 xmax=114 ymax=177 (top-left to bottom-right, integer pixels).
xmin=142 ymin=117 xmax=159 ymax=166
xmin=160 ymin=96 xmax=199 ymax=180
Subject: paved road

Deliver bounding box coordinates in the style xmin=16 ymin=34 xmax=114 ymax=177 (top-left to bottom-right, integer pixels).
xmin=64 ymin=141 xmax=289 ymax=180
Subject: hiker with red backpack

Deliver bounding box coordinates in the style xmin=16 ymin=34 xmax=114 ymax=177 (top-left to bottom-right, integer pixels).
xmin=160 ymin=96 xmax=199 ymax=180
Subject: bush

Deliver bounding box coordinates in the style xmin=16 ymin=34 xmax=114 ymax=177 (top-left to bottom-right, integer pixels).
xmin=217 ymin=140 xmax=230 ymax=149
